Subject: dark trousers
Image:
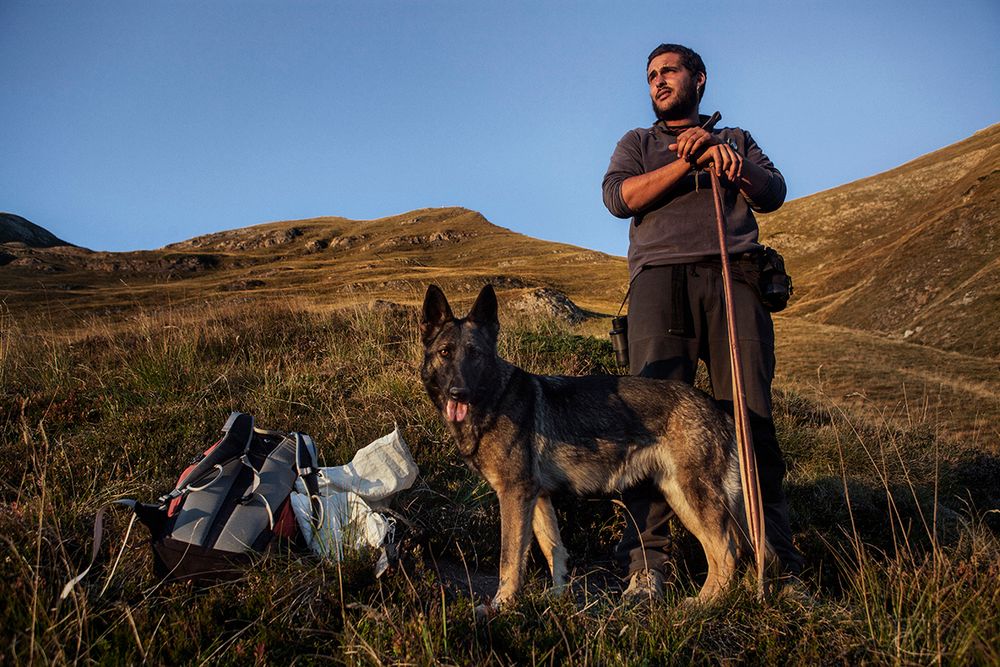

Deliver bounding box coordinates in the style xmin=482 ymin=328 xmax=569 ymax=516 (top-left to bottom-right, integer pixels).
xmin=615 ymin=262 xmax=803 ymax=577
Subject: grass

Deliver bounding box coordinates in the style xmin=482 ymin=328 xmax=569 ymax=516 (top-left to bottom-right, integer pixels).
xmin=2 ymin=298 xmax=999 ymax=665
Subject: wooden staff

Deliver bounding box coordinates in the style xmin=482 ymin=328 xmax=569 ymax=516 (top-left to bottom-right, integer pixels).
xmin=703 ymin=113 xmax=768 ymax=597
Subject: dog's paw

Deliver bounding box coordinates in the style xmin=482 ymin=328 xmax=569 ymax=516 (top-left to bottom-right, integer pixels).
xmin=545 ymin=583 xmax=570 ymax=599
xmin=475 ymin=597 xmax=505 ymax=621
xmin=474 ymin=603 xmax=493 ymax=621
xmin=679 ymin=595 xmax=702 ymax=609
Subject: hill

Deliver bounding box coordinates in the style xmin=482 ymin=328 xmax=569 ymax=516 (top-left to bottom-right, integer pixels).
xmin=3 ymin=128 xmax=998 ymax=443
xmin=0 ymin=207 xmax=627 ymax=321
xmin=0 ymin=212 xmax=74 ymax=248
xmin=760 ymin=123 xmax=1000 ymax=358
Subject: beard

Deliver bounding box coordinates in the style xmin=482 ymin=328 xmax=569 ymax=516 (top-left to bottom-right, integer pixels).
xmin=651 ymin=81 xmax=699 ymax=122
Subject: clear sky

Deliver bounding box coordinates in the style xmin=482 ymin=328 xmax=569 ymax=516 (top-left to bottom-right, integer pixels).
xmin=2 ymin=1 xmax=998 ymax=256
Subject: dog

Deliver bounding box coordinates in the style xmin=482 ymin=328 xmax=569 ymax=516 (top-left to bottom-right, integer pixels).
xmin=420 ymin=283 xmax=765 ymax=614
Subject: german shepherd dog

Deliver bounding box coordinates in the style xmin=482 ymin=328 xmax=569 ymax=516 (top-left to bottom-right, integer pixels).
xmin=421 ymin=284 xmax=762 ymax=613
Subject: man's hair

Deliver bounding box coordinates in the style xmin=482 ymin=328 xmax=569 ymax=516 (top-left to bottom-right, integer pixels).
xmin=646 ymin=43 xmax=706 ymax=100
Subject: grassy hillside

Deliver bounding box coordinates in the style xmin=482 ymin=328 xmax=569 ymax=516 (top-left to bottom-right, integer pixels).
xmin=3 ymin=126 xmax=998 ymax=663
xmin=0 ymin=207 xmax=628 ymax=324
xmin=2 ymin=299 xmax=998 ymax=664
xmin=760 ymin=124 xmax=1000 ymax=357
xmin=5 ymin=196 xmax=999 ymax=444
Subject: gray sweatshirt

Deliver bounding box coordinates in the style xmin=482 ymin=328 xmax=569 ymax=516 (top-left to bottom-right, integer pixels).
xmin=602 ymin=121 xmax=786 ymax=279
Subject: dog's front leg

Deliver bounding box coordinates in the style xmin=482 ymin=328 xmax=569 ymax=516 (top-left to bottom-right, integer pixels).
xmin=483 ymin=488 xmax=536 ymax=616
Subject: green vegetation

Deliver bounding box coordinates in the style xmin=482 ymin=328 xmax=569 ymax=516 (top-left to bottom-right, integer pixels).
xmin=2 ymin=300 xmax=998 ymax=664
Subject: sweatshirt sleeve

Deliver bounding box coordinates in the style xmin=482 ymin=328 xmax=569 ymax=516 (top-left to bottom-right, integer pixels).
xmin=602 ymin=129 xmax=644 ymax=219
xmin=740 ymin=130 xmax=786 ymax=213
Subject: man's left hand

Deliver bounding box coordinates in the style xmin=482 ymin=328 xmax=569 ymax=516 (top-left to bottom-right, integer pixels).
xmin=669 ymin=129 xmax=743 ymax=183
xmin=669 ymin=127 xmax=718 ymax=163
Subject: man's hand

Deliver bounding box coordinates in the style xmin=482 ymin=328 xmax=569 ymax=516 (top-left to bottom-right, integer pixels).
xmin=669 ymin=128 xmax=742 ymax=182
xmin=695 ymin=143 xmax=743 ymax=182
xmin=669 ymin=127 xmax=718 ymax=162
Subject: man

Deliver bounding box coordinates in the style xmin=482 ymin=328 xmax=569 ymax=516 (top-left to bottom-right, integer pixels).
xmin=602 ymin=43 xmax=804 ymax=598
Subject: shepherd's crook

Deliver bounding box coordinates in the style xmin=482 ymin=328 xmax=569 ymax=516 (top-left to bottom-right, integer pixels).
xmin=703 ymin=112 xmax=768 ymax=598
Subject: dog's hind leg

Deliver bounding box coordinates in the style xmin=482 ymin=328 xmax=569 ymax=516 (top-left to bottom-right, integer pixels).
xmin=658 ymin=476 xmax=739 ymax=601
xmin=532 ymin=494 xmax=569 ymax=594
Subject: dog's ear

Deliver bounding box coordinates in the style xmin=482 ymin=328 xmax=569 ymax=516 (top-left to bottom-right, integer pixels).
xmin=421 ymin=284 xmax=454 ymax=343
xmin=467 ymin=284 xmax=499 ymax=333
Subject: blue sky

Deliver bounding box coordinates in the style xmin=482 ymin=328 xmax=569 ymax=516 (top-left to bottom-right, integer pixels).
xmin=2 ymin=1 xmax=998 ymax=256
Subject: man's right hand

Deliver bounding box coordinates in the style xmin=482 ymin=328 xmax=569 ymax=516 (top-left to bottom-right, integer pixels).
xmin=693 ymin=143 xmax=743 ymax=183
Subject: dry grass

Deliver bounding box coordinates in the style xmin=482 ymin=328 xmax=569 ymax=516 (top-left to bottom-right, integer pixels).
xmin=774 ymin=316 xmax=1000 ymax=444
xmin=1 ymin=298 xmax=998 ymax=664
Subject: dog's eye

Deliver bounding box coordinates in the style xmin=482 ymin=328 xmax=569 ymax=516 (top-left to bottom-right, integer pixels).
xmin=438 ymin=348 xmax=451 ymax=358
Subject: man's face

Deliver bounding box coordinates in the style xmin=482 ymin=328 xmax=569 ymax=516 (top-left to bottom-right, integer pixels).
xmin=647 ymin=52 xmax=704 ymax=121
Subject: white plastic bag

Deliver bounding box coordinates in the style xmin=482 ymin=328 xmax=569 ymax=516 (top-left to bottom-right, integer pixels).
xmin=316 ymin=426 xmax=418 ymax=506
xmin=290 ymin=490 xmax=388 ymax=559
xmin=290 ymin=426 xmax=417 ymax=559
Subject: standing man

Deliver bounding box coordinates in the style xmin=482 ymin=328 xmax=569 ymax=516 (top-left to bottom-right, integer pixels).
xmin=602 ymin=43 xmax=803 ymax=598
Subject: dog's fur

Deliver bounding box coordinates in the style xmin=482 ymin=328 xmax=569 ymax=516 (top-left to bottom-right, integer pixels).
xmin=421 ymin=284 xmax=759 ymax=612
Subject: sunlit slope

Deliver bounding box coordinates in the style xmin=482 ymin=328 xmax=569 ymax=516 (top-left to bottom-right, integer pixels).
xmin=761 ymin=124 xmax=1000 ymax=358
xmin=1 ymin=207 xmax=629 ymax=318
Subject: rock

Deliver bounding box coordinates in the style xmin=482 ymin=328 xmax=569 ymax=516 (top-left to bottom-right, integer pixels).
xmin=9 ymin=256 xmax=61 ymax=272
xmin=511 ymin=288 xmax=587 ymax=324
xmin=219 ymin=279 xmax=265 ymax=292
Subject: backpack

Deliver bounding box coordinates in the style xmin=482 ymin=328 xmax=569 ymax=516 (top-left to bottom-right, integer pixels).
xmin=63 ymin=413 xmax=323 ymax=593
xmin=140 ymin=412 xmax=325 ymax=581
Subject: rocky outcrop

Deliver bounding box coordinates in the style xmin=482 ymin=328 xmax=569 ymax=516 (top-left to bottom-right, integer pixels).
xmin=511 ymin=288 xmax=588 ymax=324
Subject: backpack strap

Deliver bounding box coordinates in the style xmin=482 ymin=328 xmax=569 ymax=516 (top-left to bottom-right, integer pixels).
xmin=60 ymin=499 xmax=140 ymax=600
xmin=159 ymin=412 xmax=254 ymax=505
xmin=295 ymin=432 xmax=324 ymax=532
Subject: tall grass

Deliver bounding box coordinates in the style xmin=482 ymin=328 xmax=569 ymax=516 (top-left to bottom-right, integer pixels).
xmin=1 ymin=298 xmax=997 ymax=664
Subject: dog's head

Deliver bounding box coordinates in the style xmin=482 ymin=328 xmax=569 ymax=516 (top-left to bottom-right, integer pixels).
xmin=420 ymin=284 xmax=500 ymax=424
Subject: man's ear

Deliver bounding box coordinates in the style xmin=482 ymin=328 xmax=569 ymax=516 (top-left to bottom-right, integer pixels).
xmin=421 ymin=284 xmax=454 ymax=343
xmin=467 ymin=284 xmax=499 ymax=335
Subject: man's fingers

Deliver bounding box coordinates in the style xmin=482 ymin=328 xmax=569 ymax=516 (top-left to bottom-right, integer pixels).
xmin=729 ymin=154 xmax=743 ymax=182
xmin=718 ymin=147 xmax=734 ymax=178
xmin=675 ymin=127 xmax=710 ymax=160
xmin=690 ymin=134 xmax=710 ymax=158
xmin=676 ymin=132 xmax=695 ymax=159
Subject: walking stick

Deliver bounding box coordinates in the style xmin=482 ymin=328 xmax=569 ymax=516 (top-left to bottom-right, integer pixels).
xmin=701 ymin=111 xmax=768 ymax=598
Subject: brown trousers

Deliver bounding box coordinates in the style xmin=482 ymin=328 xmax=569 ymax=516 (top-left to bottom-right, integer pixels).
xmin=615 ymin=262 xmax=803 ymax=577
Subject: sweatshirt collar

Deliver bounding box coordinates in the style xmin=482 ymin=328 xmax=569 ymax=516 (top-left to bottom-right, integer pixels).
xmin=654 ymin=113 xmax=714 ymax=135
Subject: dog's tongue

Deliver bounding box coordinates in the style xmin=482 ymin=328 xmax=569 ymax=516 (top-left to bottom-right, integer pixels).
xmin=446 ymin=399 xmax=469 ymax=423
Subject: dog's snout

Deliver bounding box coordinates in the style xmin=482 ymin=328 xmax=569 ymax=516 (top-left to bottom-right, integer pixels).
xmin=449 ymin=386 xmax=470 ymax=401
